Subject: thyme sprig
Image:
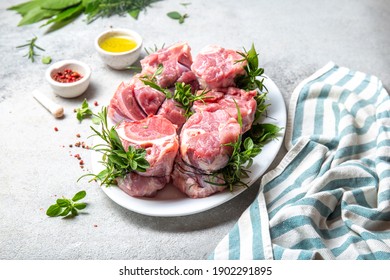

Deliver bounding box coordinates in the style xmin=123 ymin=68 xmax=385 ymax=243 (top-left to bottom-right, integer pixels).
xmin=16 ymin=36 xmax=45 ymax=62
xmin=79 ymin=107 xmax=149 ymax=186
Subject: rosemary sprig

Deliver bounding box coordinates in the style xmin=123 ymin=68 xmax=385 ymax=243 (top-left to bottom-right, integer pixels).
xmin=16 ymin=36 xmax=45 ymax=62
xmin=144 ymin=43 xmax=165 ymax=55
xmin=84 ymin=0 xmax=160 ymax=22
xmin=79 ymin=107 xmax=149 ymax=186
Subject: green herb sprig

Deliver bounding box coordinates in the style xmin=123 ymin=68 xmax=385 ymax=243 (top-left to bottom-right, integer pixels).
xmin=210 ymin=102 xmax=281 ymax=190
xmin=76 ymin=99 xmax=93 ymax=122
xmin=235 ymin=44 xmax=271 ymax=122
xmin=144 ymin=43 xmax=166 ymax=55
xmin=167 ymin=11 xmax=188 ymax=24
xmin=84 ymin=0 xmax=160 ymax=23
xmin=141 ymin=68 xmax=209 ymax=118
xmin=16 ymin=36 xmax=45 ymax=62
xmin=235 ymin=43 xmax=266 ymax=92
xmin=46 ymin=190 xmax=87 ymax=218
xmin=41 ymin=56 xmax=52 ymax=64
xmin=79 ymin=107 xmax=150 ymax=186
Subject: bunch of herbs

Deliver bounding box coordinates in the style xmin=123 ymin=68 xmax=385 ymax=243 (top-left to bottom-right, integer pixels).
xmin=8 ymin=0 xmax=159 ymax=32
xmin=79 ymin=107 xmax=150 ymax=186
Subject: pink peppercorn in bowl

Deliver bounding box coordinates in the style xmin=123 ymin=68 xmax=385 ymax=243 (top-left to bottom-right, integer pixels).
xmin=46 ymin=59 xmax=91 ymax=98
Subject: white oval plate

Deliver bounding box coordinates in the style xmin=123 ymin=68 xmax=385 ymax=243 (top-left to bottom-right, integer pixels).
xmin=91 ymin=76 xmax=286 ymax=217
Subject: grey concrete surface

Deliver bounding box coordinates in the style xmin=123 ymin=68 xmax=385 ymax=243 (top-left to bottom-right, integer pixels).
xmin=0 ymin=0 xmax=389 ymax=260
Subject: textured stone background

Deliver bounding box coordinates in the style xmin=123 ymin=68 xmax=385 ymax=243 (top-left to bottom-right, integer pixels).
xmin=0 ymin=0 xmax=389 ymax=259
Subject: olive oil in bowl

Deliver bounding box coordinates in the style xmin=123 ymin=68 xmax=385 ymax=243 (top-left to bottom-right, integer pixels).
xmin=99 ymin=36 xmax=138 ymax=53
xmin=95 ymin=28 xmax=143 ymax=69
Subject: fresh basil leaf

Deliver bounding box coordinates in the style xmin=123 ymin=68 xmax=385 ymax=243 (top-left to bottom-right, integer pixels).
xmin=17 ymin=6 xmax=58 ymax=26
xmin=46 ymin=204 xmax=62 ymax=217
xmin=128 ymin=9 xmax=140 ymax=19
xmin=41 ymin=0 xmax=81 ymax=10
xmin=167 ymin=11 xmax=182 ymax=20
xmin=81 ymin=99 xmax=88 ymax=109
xmin=41 ymin=56 xmax=52 ymax=64
xmin=7 ymin=0 xmax=42 ymax=16
xmin=60 ymin=207 xmax=71 ymax=216
xmin=56 ymin=198 xmax=70 ymax=207
xmin=247 ymin=44 xmax=258 ymax=70
xmin=43 ymin=4 xmax=84 ymax=26
xmin=74 ymin=202 xmax=87 ymax=210
xmin=72 ymin=190 xmax=86 ymax=201
xmin=109 ymin=154 xmax=127 ymax=168
xmin=45 ymin=12 xmax=79 ymax=33
xmin=109 ymin=129 xmax=122 ymax=148
xmin=71 ymin=208 xmax=78 ymax=216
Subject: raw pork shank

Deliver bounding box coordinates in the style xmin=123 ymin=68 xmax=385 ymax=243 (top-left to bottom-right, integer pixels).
xmin=191 ymin=45 xmax=246 ymax=89
xmin=140 ymin=42 xmax=195 ymax=88
xmin=193 ymin=87 xmax=257 ymax=133
xmin=171 ymin=156 xmax=226 ymax=198
xmin=180 ymin=109 xmax=241 ymax=172
xmin=108 ymin=77 xmax=166 ymax=123
xmin=115 ymin=115 xmax=179 ymax=197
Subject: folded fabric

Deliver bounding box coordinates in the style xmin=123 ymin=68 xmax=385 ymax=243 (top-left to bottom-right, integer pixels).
xmin=210 ymin=62 xmax=390 ymax=260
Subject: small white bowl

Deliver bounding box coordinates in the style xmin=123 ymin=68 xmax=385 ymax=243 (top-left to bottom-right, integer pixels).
xmin=46 ymin=60 xmax=91 ymax=98
xmin=95 ymin=28 xmax=143 ymax=70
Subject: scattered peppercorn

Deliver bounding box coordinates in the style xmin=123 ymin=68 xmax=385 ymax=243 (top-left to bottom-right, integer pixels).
xmin=54 ymin=127 xmax=58 ymax=132
xmin=76 ymin=133 xmax=81 ymax=138
xmin=94 ymin=101 xmax=99 ymax=106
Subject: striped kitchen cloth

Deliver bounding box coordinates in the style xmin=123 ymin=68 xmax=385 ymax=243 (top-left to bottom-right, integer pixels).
xmin=210 ymin=62 xmax=390 ymax=260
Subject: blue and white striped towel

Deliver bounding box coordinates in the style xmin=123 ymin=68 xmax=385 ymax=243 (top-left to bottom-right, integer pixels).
xmin=210 ymin=62 xmax=390 ymax=260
